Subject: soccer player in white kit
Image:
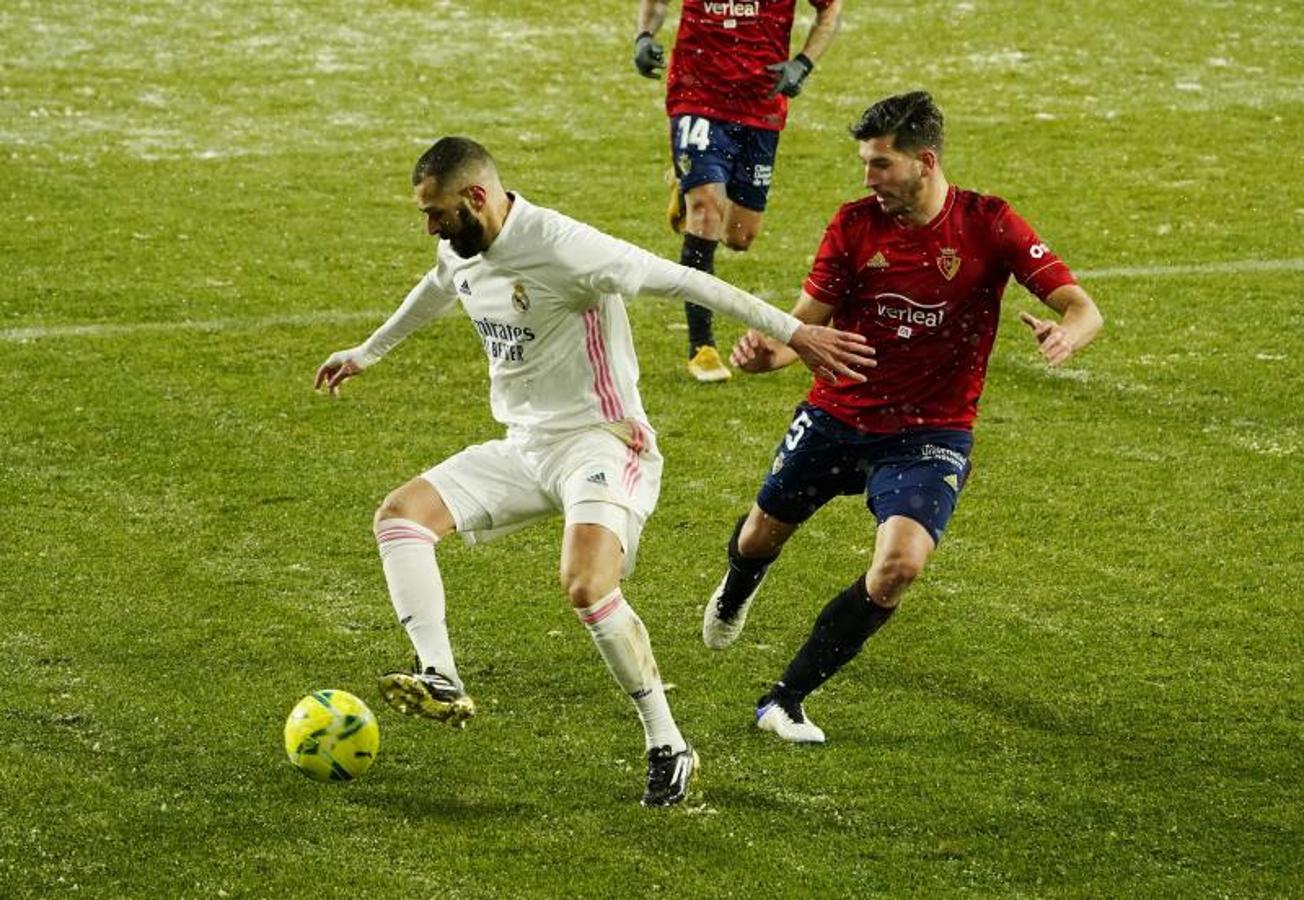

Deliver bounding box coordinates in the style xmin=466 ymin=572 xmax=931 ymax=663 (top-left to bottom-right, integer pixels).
xmin=314 ymin=137 xmax=873 ymax=806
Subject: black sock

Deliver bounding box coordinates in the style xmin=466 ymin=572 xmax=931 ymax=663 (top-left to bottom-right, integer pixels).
xmin=772 ymin=577 xmax=896 ymax=701
xmin=680 ymin=233 xmax=718 ymax=354
xmin=719 ymin=515 xmax=778 ymax=607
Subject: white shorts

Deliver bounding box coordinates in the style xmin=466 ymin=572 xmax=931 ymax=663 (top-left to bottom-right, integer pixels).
xmin=421 ymin=421 xmax=662 ymax=575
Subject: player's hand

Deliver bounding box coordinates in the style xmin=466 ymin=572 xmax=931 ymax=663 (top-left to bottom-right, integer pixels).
xmin=313 ymin=346 xmax=372 ymax=397
xmin=730 ymin=329 xmax=782 ymax=373
xmin=633 ymin=32 xmax=666 ymax=79
xmin=766 ymin=54 xmax=814 ymax=98
xmin=788 ymin=323 xmax=875 ymax=384
xmin=1020 ymin=311 xmax=1075 ymax=366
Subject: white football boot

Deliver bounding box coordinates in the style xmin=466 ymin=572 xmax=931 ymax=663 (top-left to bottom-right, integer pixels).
xmin=755 ymin=695 xmax=826 ymax=744
xmin=702 ymin=569 xmax=768 ymax=649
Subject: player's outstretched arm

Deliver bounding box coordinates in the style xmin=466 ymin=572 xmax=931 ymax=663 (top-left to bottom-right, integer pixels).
xmin=313 ymin=272 xmax=458 ymax=398
xmin=1020 ymin=284 xmax=1103 ymax=367
xmin=592 ymin=237 xmax=873 ymax=380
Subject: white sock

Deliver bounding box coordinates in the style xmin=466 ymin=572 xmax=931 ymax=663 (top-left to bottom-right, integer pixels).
xmin=576 ymin=589 xmax=685 ymax=753
xmin=374 ymin=518 xmax=461 ymax=689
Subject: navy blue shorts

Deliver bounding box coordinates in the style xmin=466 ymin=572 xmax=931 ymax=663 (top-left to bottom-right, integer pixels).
xmin=669 ymin=114 xmax=780 ymax=212
xmin=756 ymin=405 xmax=974 ymax=545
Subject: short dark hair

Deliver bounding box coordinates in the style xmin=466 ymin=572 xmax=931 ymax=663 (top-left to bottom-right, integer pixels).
xmin=850 ymin=91 xmax=944 ymax=155
xmin=411 ymin=136 xmax=495 ymax=186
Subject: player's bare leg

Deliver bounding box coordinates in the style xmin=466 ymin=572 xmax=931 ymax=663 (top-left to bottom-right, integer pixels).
xmin=562 ymin=522 xmax=697 ymax=806
xmin=373 ymin=477 xmax=475 ymax=726
xmin=720 ymin=201 xmax=763 ymax=252
xmin=864 ymin=515 xmax=934 ymax=608
xmin=758 ymin=516 xmax=935 ymax=743
xmin=703 ymin=504 xmax=798 ymax=649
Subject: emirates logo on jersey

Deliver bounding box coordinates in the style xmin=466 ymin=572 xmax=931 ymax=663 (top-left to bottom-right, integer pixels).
xmin=936 ymin=248 xmax=962 ymax=281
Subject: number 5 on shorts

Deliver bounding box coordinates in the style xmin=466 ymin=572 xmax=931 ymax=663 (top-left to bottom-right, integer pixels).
xmin=784 ymin=411 xmax=813 ymax=451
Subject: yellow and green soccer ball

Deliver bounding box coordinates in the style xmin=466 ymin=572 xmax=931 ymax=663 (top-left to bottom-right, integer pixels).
xmin=284 ymin=690 xmax=380 ymax=782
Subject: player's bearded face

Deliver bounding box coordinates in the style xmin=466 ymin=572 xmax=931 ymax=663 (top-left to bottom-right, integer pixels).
xmin=871 ymin=162 xmax=925 ymax=215
xmin=445 ymin=205 xmax=488 ymax=258
xmin=861 ymin=139 xmax=926 ymax=216
xmin=415 ymin=178 xmax=490 ymax=257
xmin=888 ymin=169 xmax=925 ymax=215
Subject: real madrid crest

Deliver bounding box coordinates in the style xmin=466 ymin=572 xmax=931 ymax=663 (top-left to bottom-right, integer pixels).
xmin=936 ymin=247 xmax=961 ymax=281
xmin=512 ymin=281 xmax=530 ymax=313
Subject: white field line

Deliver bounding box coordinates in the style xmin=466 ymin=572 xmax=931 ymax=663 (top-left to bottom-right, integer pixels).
xmin=1 ymin=310 xmax=387 ymax=342
xmin=3 ymin=258 xmax=1302 ymax=343
xmin=1077 ymin=258 xmax=1304 ymax=279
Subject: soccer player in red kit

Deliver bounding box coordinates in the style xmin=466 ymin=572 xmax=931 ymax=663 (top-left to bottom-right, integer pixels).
xmin=633 ymin=0 xmax=843 ymax=382
xmin=701 ymin=91 xmax=1105 ymax=743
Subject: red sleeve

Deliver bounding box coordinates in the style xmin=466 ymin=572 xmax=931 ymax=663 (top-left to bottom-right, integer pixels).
xmin=994 ymin=205 xmax=1077 ymax=300
xmin=802 ymin=210 xmax=854 ymax=307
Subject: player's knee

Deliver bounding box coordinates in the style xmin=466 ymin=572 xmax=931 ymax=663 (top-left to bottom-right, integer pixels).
xmin=374 ymin=490 xmax=411 ymax=528
xmin=722 ymin=226 xmax=758 ymax=252
xmin=559 ymin=567 xmax=608 ymax=609
xmin=685 ymin=198 xmax=723 ymax=234
xmin=869 ymin=554 xmax=925 ymax=601
xmin=374 ymin=483 xmax=440 ymax=534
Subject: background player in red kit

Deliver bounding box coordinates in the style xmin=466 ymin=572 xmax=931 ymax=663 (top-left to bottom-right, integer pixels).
xmin=633 ymin=0 xmax=843 ymax=382
xmin=701 ymin=91 xmax=1105 ymax=743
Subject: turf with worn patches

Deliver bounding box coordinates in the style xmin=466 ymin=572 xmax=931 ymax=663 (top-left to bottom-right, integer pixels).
xmin=2 ymin=1 xmax=1301 ymax=896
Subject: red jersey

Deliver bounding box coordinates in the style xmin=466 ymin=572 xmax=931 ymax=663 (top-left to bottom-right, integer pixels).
xmin=666 ymin=0 xmax=833 ymax=132
xmin=802 ymin=186 xmax=1077 ymax=434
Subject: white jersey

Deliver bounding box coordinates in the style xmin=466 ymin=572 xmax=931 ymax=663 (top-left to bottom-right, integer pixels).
xmin=358 ymin=193 xmax=800 ymax=437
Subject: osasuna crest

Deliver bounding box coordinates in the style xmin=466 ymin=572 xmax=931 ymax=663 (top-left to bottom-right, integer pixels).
xmin=936 ymin=247 xmax=961 ymax=281
xmin=512 ymin=281 xmax=530 ymax=313
xmin=676 ymin=153 xmax=692 ymax=177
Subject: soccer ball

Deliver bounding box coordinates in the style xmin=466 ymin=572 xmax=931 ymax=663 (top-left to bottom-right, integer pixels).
xmin=284 ymin=689 xmax=380 ymax=782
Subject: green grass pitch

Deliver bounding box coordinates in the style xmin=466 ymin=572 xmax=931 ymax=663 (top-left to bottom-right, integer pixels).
xmin=2 ymin=1 xmax=1301 ymax=896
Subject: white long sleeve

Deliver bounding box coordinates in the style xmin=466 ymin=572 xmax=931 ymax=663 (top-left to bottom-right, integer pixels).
xmin=358 ymin=271 xmax=459 ymax=364
xmin=390 ymin=194 xmax=803 ymax=434
xmin=638 ymin=257 xmax=801 ymax=343
xmin=514 ymin=208 xmax=801 ymax=344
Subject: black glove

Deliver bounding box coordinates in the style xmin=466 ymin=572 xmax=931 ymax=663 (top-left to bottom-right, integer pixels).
xmin=766 ymin=53 xmax=814 ymax=97
xmin=633 ymin=32 xmax=666 ymax=79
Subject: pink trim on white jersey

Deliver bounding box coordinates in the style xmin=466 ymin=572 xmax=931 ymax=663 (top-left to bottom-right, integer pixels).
xmin=577 ymin=589 xmax=624 ymax=626
xmin=628 ymin=419 xmax=649 ymax=454
xmin=621 ymin=418 xmax=650 ymax=495
xmin=622 ymin=444 xmax=641 ymax=495
xmin=582 ymin=307 xmax=624 ymax=422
